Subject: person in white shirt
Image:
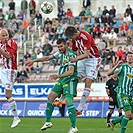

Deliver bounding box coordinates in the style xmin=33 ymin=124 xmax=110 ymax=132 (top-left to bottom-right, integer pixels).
xmin=107 ymin=29 xmax=118 ymax=47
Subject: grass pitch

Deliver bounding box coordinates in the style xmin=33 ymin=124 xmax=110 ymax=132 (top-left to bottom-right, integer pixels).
xmin=0 ymin=117 xmax=133 ymax=133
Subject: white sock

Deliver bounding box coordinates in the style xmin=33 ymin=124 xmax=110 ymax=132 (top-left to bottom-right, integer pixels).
xmin=60 ymin=95 xmax=65 ymax=102
xmin=7 ymin=97 xmax=18 ymax=118
xmin=77 ymin=88 xmax=91 ymax=111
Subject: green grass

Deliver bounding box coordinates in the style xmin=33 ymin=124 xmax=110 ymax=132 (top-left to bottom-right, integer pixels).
xmin=0 ymin=117 xmax=133 ymax=133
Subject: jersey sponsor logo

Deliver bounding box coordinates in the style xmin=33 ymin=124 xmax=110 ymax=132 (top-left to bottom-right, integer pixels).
xmin=63 ymin=84 xmax=68 ymax=87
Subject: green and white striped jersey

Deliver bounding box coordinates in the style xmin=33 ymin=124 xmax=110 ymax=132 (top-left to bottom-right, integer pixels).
xmin=114 ymin=64 xmax=133 ymax=96
xmin=53 ymin=48 xmax=78 ymax=83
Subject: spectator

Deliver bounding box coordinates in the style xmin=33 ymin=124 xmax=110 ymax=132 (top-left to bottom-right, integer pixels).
xmin=83 ymin=0 xmax=91 ymax=10
xmin=17 ymin=10 xmax=24 ymax=22
xmin=33 ymin=62 xmax=43 ymax=74
xmin=31 ymin=49 xmax=37 ymax=60
xmin=104 ymin=13 xmax=113 ymax=27
xmin=115 ymin=46 xmax=125 ymax=63
xmin=52 ymin=18 xmax=59 ymax=27
xmin=8 ymin=10 xmax=16 ymax=20
xmin=112 ymin=17 xmax=121 ymax=34
xmin=75 ymin=7 xmax=86 ymax=23
xmin=107 ymin=29 xmax=118 ymax=47
xmin=119 ymin=21 xmax=129 ymax=37
xmin=102 ymin=6 xmax=109 ymax=18
xmin=57 ymin=0 xmax=64 ymax=11
xmin=92 ymin=23 xmax=101 ymax=39
xmin=4 ymin=11 xmax=9 ymax=22
xmin=0 ymin=11 xmax=4 ymax=27
xmin=8 ymin=0 xmax=15 ymax=11
xmin=97 ymin=38 xmax=106 ymax=57
xmin=95 ymin=7 xmax=103 ymax=18
xmin=123 ymin=12 xmax=132 ymax=24
xmin=42 ymin=40 xmax=53 ymax=56
xmin=35 ymin=10 xmax=42 ymax=26
xmin=56 ymin=24 xmax=64 ymax=38
xmin=21 ymin=0 xmax=28 ymax=17
xmin=24 ymin=57 xmax=33 ymax=74
xmin=125 ymin=4 xmax=132 ymax=16
xmin=95 ymin=14 xmax=104 ymax=26
xmin=17 ymin=66 xmax=28 ymax=83
xmin=37 ymin=49 xmax=43 ymax=59
xmin=66 ymin=8 xmax=74 ymax=24
xmin=49 ymin=25 xmax=58 ymax=43
xmin=57 ymin=7 xmax=66 ymax=24
xmin=0 ymin=0 xmax=4 ymax=12
xmin=29 ymin=0 xmax=36 ymax=16
xmin=109 ymin=5 xmax=116 ymax=18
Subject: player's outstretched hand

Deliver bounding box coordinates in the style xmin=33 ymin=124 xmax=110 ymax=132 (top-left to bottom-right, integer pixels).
xmin=49 ymin=74 xmax=58 ymax=80
xmin=70 ymin=57 xmax=77 ymax=62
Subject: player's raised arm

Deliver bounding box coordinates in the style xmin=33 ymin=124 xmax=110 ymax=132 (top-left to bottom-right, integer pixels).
xmin=25 ymin=55 xmax=54 ymax=66
xmin=107 ymin=60 xmax=123 ymax=76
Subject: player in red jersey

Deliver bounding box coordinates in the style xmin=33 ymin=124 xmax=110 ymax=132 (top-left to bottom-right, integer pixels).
xmin=0 ymin=29 xmax=21 ymax=128
xmin=65 ymin=26 xmax=101 ymax=115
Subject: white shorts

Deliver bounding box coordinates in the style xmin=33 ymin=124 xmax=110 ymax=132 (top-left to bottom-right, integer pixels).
xmin=77 ymin=58 xmax=101 ymax=80
xmin=0 ymin=67 xmax=17 ymax=90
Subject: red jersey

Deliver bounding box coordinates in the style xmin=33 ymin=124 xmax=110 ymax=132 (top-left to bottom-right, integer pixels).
xmin=71 ymin=30 xmax=100 ymax=58
xmin=0 ymin=38 xmax=17 ymax=70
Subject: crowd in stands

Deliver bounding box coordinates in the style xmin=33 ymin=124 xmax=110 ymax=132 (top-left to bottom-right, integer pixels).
xmin=0 ymin=0 xmax=133 ymax=83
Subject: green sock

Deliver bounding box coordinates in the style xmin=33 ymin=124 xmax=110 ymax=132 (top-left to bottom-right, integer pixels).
xmin=46 ymin=100 xmax=54 ymax=122
xmin=120 ymin=116 xmax=129 ymax=133
xmin=112 ymin=115 xmax=124 ymax=125
xmin=67 ymin=105 xmax=76 ymax=128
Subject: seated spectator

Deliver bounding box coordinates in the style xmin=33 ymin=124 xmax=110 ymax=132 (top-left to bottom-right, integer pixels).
xmin=95 ymin=14 xmax=104 ymax=26
xmin=42 ymin=40 xmax=53 ymax=56
xmin=0 ymin=11 xmax=4 ymax=27
xmin=102 ymin=6 xmax=109 ymax=18
xmin=109 ymin=5 xmax=116 ymax=18
xmin=52 ymin=18 xmax=59 ymax=27
xmin=4 ymin=11 xmax=9 ymax=22
xmin=57 ymin=7 xmax=66 ymax=24
xmin=119 ymin=21 xmax=129 ymax=37
xmin=115 ymin=46 xmax=125 ymax=63
xmin=12 ymin=19 xmax=19 ymax=32
xmin=8 ymin=9 xmax=16 ymax=20
xmin=112 ymin=17 xmax=121 ymax=34
xmin=66 ymin=8 xmax=73 ymax=24
xmin=123 ymin=12 xmax=132 ymax=24
xmin=103 ymin=13 xmax=113 ymax=27
xmin=31 ymin=49 xmax=37 ymax=60
xmin=17 ymin=10 xmax=24 ymax=22
xmin=95 ymin=7 xmax=103 ymax=18
xmin=44 ymin=17 xmax=52 ymax=29
xmin=37 ymin=48 xmax=43 ymax=58
xmin=49 ymin=25 xmax=58 ymax=43
xmin=33 ymin=62 xmax=43 ymax=74
xmin=97 ymin=38 xmax=106 ymax=57
xmin=107 ymin=29 xmax=118 ymax=47
xmin=92 ymin=23 xmax=101 ymax=39
xmin=17 ymin=66 xmax=28 ymax=83
xmin=30 ymin=10 xmax=36 ymax=26
xmin=56 ymin=24 xmax=64 ymax=38
xmin=75 ymin=7 xmax=86 ymax=23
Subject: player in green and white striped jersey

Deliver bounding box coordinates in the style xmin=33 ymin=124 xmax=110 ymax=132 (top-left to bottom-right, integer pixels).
xmin=107 ymin=52 xmax=133 ymax=133
xmin=25 ymin=38 xmax=78 ymax=133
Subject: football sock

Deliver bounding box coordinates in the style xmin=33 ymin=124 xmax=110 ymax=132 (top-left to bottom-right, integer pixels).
xmin=107 ymin=112 xmax=112 ymax=122
xmin=119 ymin=113 xmax=122 ymax=117
xmin=7 ymin=97 xmax=18 ymax=118
xmin=66 ymin=97 xmax=76 ymax=128
xmin=112 ymin=115 xmax=124 ymax=125
xmin=46 ymin=100 xmax=54 ymax=122
xmin=120 ymin=116 xmax=129 ymax=133
xmin=60 ymin=95 xmax=65 ymax=102
xmin=77 ymin=88 xmax=90 ymax=111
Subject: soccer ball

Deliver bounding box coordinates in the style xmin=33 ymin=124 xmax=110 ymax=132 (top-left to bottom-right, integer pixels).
xmin=41 ymin=1 xmax=53 ymax=14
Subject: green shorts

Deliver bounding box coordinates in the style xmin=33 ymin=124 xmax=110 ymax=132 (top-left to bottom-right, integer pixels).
xmin=117 ymin=93 xmax=133 ymax=112
xmin=51 ymin=79 xmax=78 ymax=98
